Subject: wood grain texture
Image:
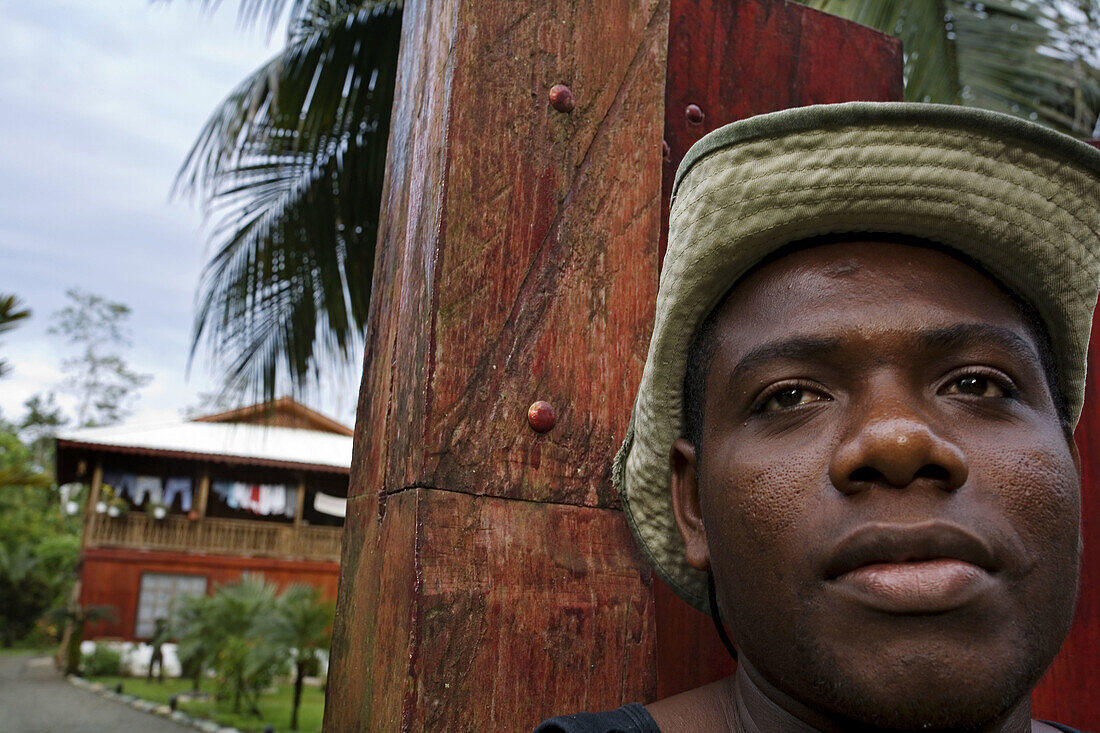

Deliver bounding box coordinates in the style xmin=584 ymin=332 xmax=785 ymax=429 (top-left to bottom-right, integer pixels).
xmin=1030 ymin=296 xmax=1100 ymax=729
xmin=364 ymin=489 xmax=655 ymax=731
xmin=660 ymin=0 xmax=904 ymax=262
xmin=653 ymin=0 xmax=905 ymax=699
xmin=326 ymin=1 xmax=667 ymax=728
xmin=347 ymin=0 xmax=665 ymax=509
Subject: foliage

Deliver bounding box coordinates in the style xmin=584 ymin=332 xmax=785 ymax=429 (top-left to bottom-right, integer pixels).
xmin=0 ymin=543 xmax=57 ymax=647
xmin=173 ymin=576 xmax=334 ymax=727
xmin=176 ymin=1 xmax=402 ymax=405
xmin=49 ymin=288 xmax=152 ymax=428
xmin=0 ymin=293 xmax=30 ymax=379
xmin=258 ymin=584 xmax=334 ymax=729
xmin=174 ymin=574 xmax=285 ymax=714
xmin=82 ymin=643 xmax=123 ymax=677
xmin=19 ymin=392 xmax=67 ymax=472
xmin=46 ymin=603 xmax=117 ymax=674
xmin=798 ymin=0 xmax=1100 ymax=136
xmin=0 ymin=420 xmax=81 ymax=648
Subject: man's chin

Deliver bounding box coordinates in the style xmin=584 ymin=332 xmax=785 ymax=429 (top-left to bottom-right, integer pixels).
xmin=809 ymin=674 xmax=1026 ymax=731
xmin=774 ymin=639 xmax=1053 ymax=731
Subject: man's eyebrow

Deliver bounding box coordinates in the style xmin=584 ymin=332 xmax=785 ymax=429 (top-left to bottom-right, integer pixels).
xmin=919 ymin=323 xmax=1042 ymax=367
xmin=729 ymin=336 xmax=843 ymax=381
xmin=726 ymin=324 xmax=1042 ymax=384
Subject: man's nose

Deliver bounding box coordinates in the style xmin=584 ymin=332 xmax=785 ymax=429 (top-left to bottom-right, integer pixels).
xmin=828 ymin=392 xmax=968 ymax=495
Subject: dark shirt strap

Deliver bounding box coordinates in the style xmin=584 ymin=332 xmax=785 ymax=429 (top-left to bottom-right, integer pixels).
xmin=533 ymin=703 xmax=660 ymax=733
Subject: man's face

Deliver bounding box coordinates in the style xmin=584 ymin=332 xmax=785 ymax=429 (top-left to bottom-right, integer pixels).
xmin=670 ymin=242 xmax=1081 ymax=729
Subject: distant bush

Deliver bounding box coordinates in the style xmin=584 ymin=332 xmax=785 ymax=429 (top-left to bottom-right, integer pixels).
xmin=83 ymin=643 xmax=122 ymax=676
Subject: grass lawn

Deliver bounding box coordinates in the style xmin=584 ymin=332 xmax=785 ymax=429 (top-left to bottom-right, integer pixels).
xmin=89 ymin=676 xmax=325 ymax=733
xmin=0 ymin=646 xmax=54 ymax=657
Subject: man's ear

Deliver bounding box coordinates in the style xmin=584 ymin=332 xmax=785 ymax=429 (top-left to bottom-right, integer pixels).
xmin=670 ymin=438 xmax=711 ymax=572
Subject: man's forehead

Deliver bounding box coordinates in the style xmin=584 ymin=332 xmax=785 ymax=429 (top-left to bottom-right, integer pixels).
xmin=715 ymin=239 xmax=1025 ymax=325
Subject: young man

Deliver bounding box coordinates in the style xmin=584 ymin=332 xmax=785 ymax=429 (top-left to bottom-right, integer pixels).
xmin=537 ymin=102 xmax=1100 ymax=732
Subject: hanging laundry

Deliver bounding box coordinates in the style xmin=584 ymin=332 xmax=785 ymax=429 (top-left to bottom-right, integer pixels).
xmin=313 ymin=492 xmax=347 ymax=518
xmin=103 ymin=472 xmax=137 ymax=501
xmin=163 ymin=477 xmax=193 ymax=512
xmin=260 ymin=484 xmax=287 ymax=516
xmin=212 ymin=481 xmax=234 ymax=507
xmin=231 ymin=482 xmax=252 ymax=512
xmin=132 ymin=476 xmax=163 ymax=505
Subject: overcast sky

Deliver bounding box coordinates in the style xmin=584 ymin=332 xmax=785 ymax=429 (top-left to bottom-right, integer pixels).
xmin=0 ymin=1 xmax=361 ymax=428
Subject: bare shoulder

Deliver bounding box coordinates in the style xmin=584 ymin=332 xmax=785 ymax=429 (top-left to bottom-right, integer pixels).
xmin=645 ymin=678 xmax=734 ymax=733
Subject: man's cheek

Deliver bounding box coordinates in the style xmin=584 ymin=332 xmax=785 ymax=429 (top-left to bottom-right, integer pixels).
xmin=980 ymin=442 xmax=1080 ymax=549
xmin=702 ymin=461 xmax=820 ymax=578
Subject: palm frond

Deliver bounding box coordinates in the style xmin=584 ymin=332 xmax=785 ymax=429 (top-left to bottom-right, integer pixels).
xmin=178 ymin=2 xmax=402 ymax=402
xmin=799 ymin=0 xmax=1100 ymax=136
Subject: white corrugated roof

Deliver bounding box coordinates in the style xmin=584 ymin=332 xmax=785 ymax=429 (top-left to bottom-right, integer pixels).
xmin=58 ymin=420 xmax=353 ymax=470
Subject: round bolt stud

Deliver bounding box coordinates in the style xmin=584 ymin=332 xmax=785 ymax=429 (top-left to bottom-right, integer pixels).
xmin=549 ymin=84 xmax=575 ymax=113
xmin=662 ymin=139 xmax=671 ymax=162
xmin=686 ymin=103 xmax=704 ymax=125
xmin=528 ymin=400 xmax=557 ymax=433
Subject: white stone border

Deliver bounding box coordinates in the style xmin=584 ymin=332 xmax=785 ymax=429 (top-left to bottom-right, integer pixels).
xmin=68 ymin=674 xmax=245 ymax=733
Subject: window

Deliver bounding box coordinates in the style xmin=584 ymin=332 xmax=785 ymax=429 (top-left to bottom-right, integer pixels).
xmin=134 ymin=573 xmax=207 ymax=638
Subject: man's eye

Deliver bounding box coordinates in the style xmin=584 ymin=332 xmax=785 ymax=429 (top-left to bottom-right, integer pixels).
xmin=942 ymin=374 xmax=1008 ymax=398
xmin=759 ymin=387 xmax=827 ymax=412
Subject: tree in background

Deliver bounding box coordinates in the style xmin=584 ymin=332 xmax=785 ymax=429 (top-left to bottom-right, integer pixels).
xmin=798 ymin=1 xmax=1100 ymax=135
xmin=174 ymin=574 xmax=285 ymax=715
xmin=259 ymin=584 xmax=334 ymax=730
xmin=0 ymin=293 xmax=30 ymax=378
xmin=175 ymin=0 xmax=1100 ymax=403
xmin=0 ymin=417 xmax=81 ymax=649
xmin=176 ymin=0 xmax=401 ymax=406
xmin=47 ymin=602 xmax=117 ymax=675
xmin=50 ymin=288 xmax=152 ymax=428
xmin=19 ymin=392 xmax=68 ymax=473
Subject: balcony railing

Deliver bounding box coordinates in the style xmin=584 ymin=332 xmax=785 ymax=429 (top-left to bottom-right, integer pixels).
xmin=85 ymin=512 xmax=343 ymax=563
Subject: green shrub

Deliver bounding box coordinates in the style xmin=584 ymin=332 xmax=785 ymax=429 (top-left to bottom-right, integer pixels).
xmin=82 ymin=643 xmax=122 ymax=676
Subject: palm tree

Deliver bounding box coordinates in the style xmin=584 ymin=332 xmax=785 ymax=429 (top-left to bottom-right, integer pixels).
xmin=259 ymin=584 xmax=335 ymax=730
xmin=176 ymin=1 xmax=402 ymax=404
xmin=0 ymin=294 xmax=30 ymax=379
xmin=46 ymin=601 xmax=117 ymax=674
xmin=202 ymin=574 xmax=281 ymax=714
xmin=798 ymin=0 xmax=1100 ymax=136
xmin=178 ymin=0 xmax=1100 ymax=401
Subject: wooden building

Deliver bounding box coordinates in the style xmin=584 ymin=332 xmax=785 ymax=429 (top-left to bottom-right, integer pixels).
xmin=55 ymin=399 xmax=351 ymax=641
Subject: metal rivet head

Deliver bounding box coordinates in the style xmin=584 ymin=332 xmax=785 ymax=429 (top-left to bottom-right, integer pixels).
xmin=662 ymin=139 xmax=671 ymax=162
xmin=549 ymin=84 xmax=575 ymax=113
xmin=686 ymin=104 xmax=704 ymax=125
xmin=528 ymin=401 xmax=557 ymax=433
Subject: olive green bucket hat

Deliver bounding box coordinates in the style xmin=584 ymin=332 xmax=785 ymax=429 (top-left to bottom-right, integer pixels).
xmin=614 ymin=101 xmax=1100 ymax=613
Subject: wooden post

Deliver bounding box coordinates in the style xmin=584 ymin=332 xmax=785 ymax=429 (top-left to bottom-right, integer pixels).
xmin=195 ymin=470 xmax=210 ymax=518
xmin=83 ymin=459 xmax=104 ymax=538
xmin=294 ymin=477 xmax=306 ymax=527
xmin=326 ymin=0 xmax=667 ymax=728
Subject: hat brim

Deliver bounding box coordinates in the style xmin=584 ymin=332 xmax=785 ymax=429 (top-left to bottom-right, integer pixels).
xmin=615 ymin=102 xmax=1100 ymax=612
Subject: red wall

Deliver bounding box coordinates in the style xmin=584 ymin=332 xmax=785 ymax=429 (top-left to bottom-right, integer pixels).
xmin=1029 ymin=304 xmax=1100 ymax=727
xmin=79 ymin=547 xmax=339 ymax=641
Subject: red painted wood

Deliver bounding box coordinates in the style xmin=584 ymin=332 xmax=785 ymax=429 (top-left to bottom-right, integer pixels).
xmin=655 ymin=0 xmax=905 ymax=699
xmin=373 ymin=490 xmax=655 ymax=730
xmin=79 ymin=547 xmax=339 ymax=640
xmin=1029 ymin=299 xmax=1100 ymax=728
xmin=659 ymin=0 xmax=904 ymax=265
xmin=326 ymin=0 xmax=667 ymax=728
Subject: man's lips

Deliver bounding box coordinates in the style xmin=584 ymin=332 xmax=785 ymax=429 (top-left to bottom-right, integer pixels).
xmin=825 ymin=522 xmax=1000 ymax=613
